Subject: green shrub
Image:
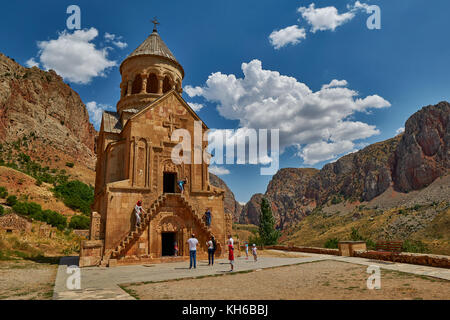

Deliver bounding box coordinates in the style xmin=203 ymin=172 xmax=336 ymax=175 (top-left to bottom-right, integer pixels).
xmin=366 ymin=239 xmax=376 ymax=250
xmin=324 ymin=238 xmax=339 ymax=249
xmin=0 ymin=205 xmax=4 ymax=216
xmin=0 ymin=186 xmax=8 ymax=198
xmin=65 ymin=162 xmax=74 ymax=168
xmin=350 ymin=227 xmax=364 ymax=241
xmin=69 ymin=215 xmax=90 ymax=230
xmin=402 ymin=240 xmax=429 ymax=253
xmin=12 ymin=200 xmax=66 ymax=230
xmin=331 ymin=196 xmax=342 ymax=205
xmin=6 ymin=195 xmax=17 ymax=206
xmin=53 ymin=180 xmax=94 ymax=215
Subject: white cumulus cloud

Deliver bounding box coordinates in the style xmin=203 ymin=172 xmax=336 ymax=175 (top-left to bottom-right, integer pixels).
xmin=185 ymin=59 xmax=390 ymax=165
xmin=208 ymin=165 xmax=230 ymax=176
xmin=104 ymin=32 xmax=128 ymax=49
xmin=86 ymin=101 xmax=113 ymax=129
xmin=396 ymin=127 xmax=405 ymax=135
xmin=188 ymin=102 xmax=205 ymax=112
xmin=269 ymin=25 xmax=307 ymax=49
xmin=36 ymin=28 xmax=117 ymax=84
xmin=298 ymin=3 xmax=356 ymax=33
xmin=25 ymin=58 xmax=40 ymax=68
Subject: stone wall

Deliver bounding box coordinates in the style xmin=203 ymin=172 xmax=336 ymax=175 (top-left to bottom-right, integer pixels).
xmin=266 ymin=245 xmax=340 ymax=256
xmin=353 ymin=250 xmax=450 ymax=269
xmin=0 ymin=213 xmax=32 ymax=233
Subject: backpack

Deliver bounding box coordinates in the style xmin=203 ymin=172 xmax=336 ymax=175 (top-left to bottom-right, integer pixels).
xmin=212 ymin=238 xmax=217 ymax=251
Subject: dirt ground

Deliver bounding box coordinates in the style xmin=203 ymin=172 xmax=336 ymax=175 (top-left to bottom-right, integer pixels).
xmin=0 ymin=259 xmax=57 ymax=300
xmin=125 ymin=260 xmax=450 ymax=300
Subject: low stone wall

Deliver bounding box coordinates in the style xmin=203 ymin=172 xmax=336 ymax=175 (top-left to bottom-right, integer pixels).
xmin=353 ymin=250 xmax=450 ymax=269
xmin=265 ymin=245 xmax=340 ymax=256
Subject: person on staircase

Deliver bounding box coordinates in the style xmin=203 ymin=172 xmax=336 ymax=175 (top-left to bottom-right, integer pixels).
xmin=178 ymin=177 xmax=188 ymax=194
xmin=204 ymin=208 xmax=212 ymax=227
xmin=134 ymin=200 xmax=145 ymax=229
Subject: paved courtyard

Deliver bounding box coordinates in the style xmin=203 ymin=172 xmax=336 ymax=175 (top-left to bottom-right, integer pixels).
xmin=53 ymin=251 xmax=450 ymax=300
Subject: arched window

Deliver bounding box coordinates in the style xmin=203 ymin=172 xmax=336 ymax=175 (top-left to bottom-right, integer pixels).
xmin=147 ymin=74 xmax=158 ymax=94
xmin=163 ymin=76 xmax=172 ymax=93
xmin=131 ymin=75 xmax=142 ymax=94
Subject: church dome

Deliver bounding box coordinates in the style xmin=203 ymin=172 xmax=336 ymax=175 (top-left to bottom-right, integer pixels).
xmin=117 ymin=22 xmax=184 ymax=116
xmin=120 ymin=29 xmax=184 ymax=78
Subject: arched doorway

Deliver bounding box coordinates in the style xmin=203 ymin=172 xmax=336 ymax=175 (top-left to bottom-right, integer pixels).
xmin=158 ymin=215 xmax=186 ymax=257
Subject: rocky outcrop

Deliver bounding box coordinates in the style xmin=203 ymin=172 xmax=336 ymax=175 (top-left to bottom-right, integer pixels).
xmin=393 ymin=102 xmax=449 ymax=192
xmin=239 ymin=193 xmax=264 ymax=225
xmin=265 ymin=168 xmax=318 ymax=229
xmin=209 ymin=173 xmax=242 ymax=222
xmin=241 ymin=102 xmax=449 ymax=230
xmin=307 ymin=136 xmax=400 ymax=204
xmin=0 ymin=53 xmax=97 ymax=168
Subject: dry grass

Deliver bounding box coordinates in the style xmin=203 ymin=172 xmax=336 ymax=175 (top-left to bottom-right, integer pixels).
xmin=123 ymin=260 xmax=450 ymax=300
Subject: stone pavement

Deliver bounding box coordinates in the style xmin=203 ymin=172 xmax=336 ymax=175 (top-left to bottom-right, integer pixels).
xmin=53 ymin=251 xmax=450 ymax=300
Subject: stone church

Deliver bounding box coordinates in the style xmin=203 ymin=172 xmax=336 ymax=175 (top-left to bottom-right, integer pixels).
xmin=79 ymin=24 xmax=231 ymax=267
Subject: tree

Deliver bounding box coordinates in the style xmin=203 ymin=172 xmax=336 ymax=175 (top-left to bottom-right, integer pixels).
xmin=258 ymin=198 xmax=281 ymax=245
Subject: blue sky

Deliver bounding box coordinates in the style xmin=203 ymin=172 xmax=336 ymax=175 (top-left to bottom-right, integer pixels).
xmin=1 ymin=0 xmax=449 ymax=203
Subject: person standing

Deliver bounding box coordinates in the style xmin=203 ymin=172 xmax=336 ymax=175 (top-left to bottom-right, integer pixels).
xmin=174 ymin=241 xmax=179 ymax=257
xmin=134 ymin=200 xmax=145 ymax=228
xmin=204 ymin=208 xmax=211 ymax=227
xmin=227 ymin=234 xmax=234 ymax=248
xmin=206 ymin=236 xmax=215 ymax=266
xmin=252 ymin=244 xmax=258 ymax=262
xmin=187 ymin=234 xmax=198 ymax=269
xmin=244 ymin=242 xmax=249 ymax=260
xmin=228 ymin=244 xmax=234 ymax=272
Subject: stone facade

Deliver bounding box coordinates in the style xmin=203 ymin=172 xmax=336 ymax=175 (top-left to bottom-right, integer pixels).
xmin=0 ymin=212 xmax=32 ymax=234
xmin=79 ymin=27 xmax=229 ymax=267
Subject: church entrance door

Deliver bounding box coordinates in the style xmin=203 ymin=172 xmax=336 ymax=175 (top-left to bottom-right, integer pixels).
xmin=163 ymin=172 xmax=177 ymax=193
xmin=161 ymin=232 xmax=176 ymax=256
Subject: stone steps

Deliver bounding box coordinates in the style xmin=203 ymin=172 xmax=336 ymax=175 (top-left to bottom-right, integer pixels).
xmin=109 ymin=193 xmax=220 ymax=261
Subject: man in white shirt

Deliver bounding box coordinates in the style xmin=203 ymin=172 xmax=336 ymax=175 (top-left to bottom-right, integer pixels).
xmin=187 ymin=234 xmax=199 ymax=269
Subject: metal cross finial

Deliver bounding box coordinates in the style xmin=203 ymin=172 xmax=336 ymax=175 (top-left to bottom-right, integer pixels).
xmin=152 ymin=17 xmax=160 ymax=32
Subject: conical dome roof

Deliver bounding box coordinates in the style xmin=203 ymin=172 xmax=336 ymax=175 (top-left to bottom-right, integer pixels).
xmin=122 ymin=30 xmax=183 ymax=76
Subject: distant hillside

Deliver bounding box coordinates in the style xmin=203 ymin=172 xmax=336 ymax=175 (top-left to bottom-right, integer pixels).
xmin=0 ymin=53 xmax=97 ymax=170
xmin=241 ymin=102 xmax=450 ymax=231
xmin=209 ymin=173 xmax=242 ymax=222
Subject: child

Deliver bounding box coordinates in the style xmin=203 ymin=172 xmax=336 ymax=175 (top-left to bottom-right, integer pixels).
xmin=252 ymin=244 xmax=257 ymax=262
xmin=228 ymin=244 xmax=234 ymax=272
xmin=244 ymin=242 xmax=249 ymax=260
xmin=174 ymin=242 xmax=178 ymax=257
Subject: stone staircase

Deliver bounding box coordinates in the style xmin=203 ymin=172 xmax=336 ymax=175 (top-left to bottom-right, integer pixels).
xmin=109 ymin=193 xmax=168 ymax=260
xmin=107 ymin=193 xmax=219 ymax=262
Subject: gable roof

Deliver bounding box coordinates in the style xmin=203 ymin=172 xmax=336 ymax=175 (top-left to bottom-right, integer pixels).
xmin=127 ymin=90 xmax=208 ymax=129
xmin=102 ymin=111 xmax=122 ymax=134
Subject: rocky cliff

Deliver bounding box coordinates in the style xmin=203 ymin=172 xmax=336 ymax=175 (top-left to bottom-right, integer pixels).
xmin=393 ymin=101 xmax=449 ymax=192
xmin=209 ymin=173 xmax=242 ymax=222
xmin=0 ymin=53 xmax=97 ymax=168
xmin=241 ymin=102 xmax=450 ymax=229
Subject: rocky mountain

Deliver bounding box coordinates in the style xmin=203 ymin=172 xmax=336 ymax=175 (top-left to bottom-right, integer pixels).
xmin=209 ymin=173 xmax=242 ymax=222
xmin=393 ymin=102 xmax=449 ymax=192
xmin=241 ymin=102 xmax=450 ymax=230
xmin=240 ymin=193 xmax=264 ymax=225
xmin=0 ymin=53 xmax=97 ymax=169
